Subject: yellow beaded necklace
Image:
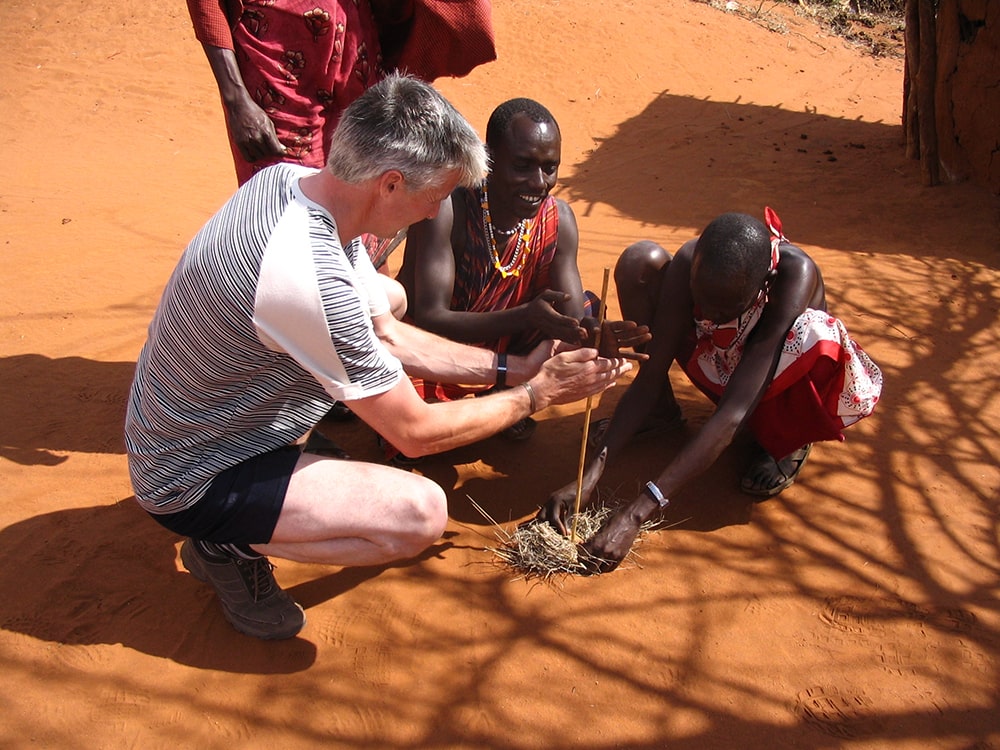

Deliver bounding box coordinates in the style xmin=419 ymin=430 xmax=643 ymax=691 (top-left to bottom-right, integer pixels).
xmin=480 ymin=184 xmax=531 ymax=278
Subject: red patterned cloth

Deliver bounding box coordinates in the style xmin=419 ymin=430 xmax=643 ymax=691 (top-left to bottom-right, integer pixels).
xmin=187 ymin=0 xmax=237 ymax=48
xmin=410 ymin=185 xmax=562 ymax=402
xmin=188 ymin=0 xmax=495 ymax=185
xmin=390 ymin=0 xmax=496 ymax=80
xmin=188 ymin=0 xmax=386 ymax=184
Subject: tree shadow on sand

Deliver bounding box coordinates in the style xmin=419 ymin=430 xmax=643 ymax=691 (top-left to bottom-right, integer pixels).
xmin=0 ymin=499 xmax=454 ymax=674
xmin=351 ymin=229 xmax=998 ymax=748
xmin=4 ymin=221 xmax=997 ymax=745
xmin=561 ymin=90 xmax=997 ymax=269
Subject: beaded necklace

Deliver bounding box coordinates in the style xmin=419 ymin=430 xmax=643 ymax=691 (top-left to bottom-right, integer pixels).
xmin=480 ymin=183 xmax=531 ymax=278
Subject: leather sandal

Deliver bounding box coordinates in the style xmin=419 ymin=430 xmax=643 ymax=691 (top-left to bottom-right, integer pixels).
xmin=741 ymin=444 xmax=812 ymax=498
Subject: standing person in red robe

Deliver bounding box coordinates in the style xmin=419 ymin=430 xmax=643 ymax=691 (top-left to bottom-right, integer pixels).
xmin=186 ymin=0 xmax=497 ymax=187
xmin=187 ymin=0 xmax=498 ymax=432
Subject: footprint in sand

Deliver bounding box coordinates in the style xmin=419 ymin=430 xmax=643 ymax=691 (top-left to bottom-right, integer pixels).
xmin=794 ymin=685 xmax=886 ymax=738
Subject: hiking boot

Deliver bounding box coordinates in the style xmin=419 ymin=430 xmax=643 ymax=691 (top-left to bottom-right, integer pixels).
xmin=180 ymin=539 xmax=305 ymax=640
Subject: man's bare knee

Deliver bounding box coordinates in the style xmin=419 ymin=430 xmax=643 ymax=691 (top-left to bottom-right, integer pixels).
xmin=386 ymin=481 xmax=448 ymax=560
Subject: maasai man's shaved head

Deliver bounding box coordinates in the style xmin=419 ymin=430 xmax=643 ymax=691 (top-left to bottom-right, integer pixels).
xmin=485 ymin=98 xmax=560 ymax=149
xmin=691 ymin=213 xmax=774 ymax=322
xmin=694 ymin=213 xmax=771 ymax=286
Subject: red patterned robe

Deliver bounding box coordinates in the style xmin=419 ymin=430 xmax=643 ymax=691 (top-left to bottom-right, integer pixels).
xmin=412 ymin=185 xmax=564 ymax=402
xmin=680 ymin=209 xmax=882 ymax=459
xmin=188 ymin=0 xmax=386 ymax=185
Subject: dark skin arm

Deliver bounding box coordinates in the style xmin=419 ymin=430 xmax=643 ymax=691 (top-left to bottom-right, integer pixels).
xmin=540 ymin=241 xmax=825 ymax=571
xmin=201 ymin=44 xmax=286 ymax=164
xmin=404 ymin=194 xmax=590 ymax=345
xmin=537 ymin=241 xmax=697 ymax=534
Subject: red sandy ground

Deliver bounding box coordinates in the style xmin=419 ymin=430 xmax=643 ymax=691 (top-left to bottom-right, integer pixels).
xmin=1 ymin=1 xmax=998 ymax=748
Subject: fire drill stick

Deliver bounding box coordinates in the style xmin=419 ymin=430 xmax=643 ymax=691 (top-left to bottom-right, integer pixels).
xmin=571 ymin=266 xmax=611 ymax=543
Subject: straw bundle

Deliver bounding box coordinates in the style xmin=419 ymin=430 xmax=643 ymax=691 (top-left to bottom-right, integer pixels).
xmin=490 ymin=507 xmax=615 ymax=579
xmin=470 ymin=497 xmax=656 ymax=581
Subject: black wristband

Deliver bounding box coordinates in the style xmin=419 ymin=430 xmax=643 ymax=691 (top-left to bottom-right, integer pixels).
xmin=496 ymin=352 xmax=508 ymax=389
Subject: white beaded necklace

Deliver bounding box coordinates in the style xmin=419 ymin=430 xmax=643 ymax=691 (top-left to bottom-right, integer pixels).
xmin=480 ymin=183 xmax=531 ymax=278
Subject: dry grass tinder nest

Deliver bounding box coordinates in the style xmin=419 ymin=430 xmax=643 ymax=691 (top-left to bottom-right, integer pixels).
xmin=471 ymin=498 xmax=656 ymax=580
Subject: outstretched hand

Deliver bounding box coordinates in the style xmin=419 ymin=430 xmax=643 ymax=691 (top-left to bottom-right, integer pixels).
xmin=581 ymin=317 xmax=651 ymax=361
xmin=527 ymin=290 xmax=590 ymax=343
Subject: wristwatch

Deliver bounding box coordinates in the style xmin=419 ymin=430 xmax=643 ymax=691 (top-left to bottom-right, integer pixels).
xmin=643 ymin=481 xmax=669 ymax=509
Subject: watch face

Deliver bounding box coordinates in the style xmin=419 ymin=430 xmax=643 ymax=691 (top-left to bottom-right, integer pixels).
xmin=645 ymin=482 xmax=668 ymax=508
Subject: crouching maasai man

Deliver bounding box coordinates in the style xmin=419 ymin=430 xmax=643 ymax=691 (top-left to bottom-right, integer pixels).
xmin=539 ymin=208 xmax=882 ymax=573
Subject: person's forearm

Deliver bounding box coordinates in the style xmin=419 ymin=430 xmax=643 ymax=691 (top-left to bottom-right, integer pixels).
xmin=414 ymin=305 xmax=532 ymax=346
xmin=639 ymin=413 xmax=741 ymax=521
xmin=641 ymin=338 xmax=781 ymax=507
xmin=600 ymin=365 xmax=665 ymax=462
xmin=377 ymin=316 xmax=533 ymax=387
xmin=202 ymin=44 xmax=252 ymax=109
xmin=382 ymin=382 xmax=537 ymax=458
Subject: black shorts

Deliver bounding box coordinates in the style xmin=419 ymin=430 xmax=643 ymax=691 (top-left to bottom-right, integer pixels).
xmin=149 ymin=446 xmax=301 ymax=544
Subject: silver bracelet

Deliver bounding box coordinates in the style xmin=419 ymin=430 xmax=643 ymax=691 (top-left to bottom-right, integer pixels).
xmin=521 ymin=381 xmax=537 ymax=414
xmin=644 ymin=481 xmax=669 ymax=509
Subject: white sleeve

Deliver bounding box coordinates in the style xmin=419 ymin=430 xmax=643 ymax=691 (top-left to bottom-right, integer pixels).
xmin=252 ymin=203 xmax=402 ymax=401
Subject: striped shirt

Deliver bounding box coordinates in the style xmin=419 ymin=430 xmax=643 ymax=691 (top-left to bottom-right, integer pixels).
xmin=125 ymin=163 xmax=403 ymax=514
